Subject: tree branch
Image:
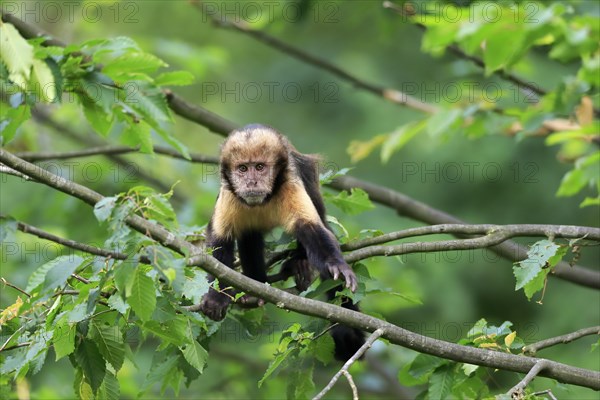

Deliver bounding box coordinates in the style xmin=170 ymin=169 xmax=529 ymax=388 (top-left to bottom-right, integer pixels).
xmin=524 ymin=326 xmax=600 ymax=356
xmin=1 ymin=216 xmax=151 ymax=264
xmin=342 ymin=224 xmax=600 ymax=251
xmin=329 ymin=175 xmax=600 ymax=289
xmin=1 ymin=148 xmax=599 ymax=391
xmin=314 ymin=328 xmax=385 ymax=400
xmin=191 ymin=2 xmax=438 ymax=114
xmin=507 ymin=360 xmax=552 ymax=399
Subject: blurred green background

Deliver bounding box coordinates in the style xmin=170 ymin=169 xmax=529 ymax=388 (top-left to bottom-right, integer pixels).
xmin=1 ymin=1 xmax=599 ymax=398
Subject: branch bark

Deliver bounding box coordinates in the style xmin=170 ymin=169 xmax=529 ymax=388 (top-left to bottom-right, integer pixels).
xmin=524 ymin=326 xmax=600 ymax=356
xmin=1 ymin=148 xmax=599 ymax=391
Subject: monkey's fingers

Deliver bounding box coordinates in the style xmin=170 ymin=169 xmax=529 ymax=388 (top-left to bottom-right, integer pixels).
xmin=342 ymin=269 xmax=358 ymax=292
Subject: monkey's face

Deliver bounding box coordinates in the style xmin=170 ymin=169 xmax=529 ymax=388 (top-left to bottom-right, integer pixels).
xmin=230 ymin=162 xmax=278 ymax=206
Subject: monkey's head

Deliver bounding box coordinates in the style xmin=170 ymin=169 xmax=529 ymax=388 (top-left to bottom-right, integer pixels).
xmin=220 ymin=124 xmax=289 ymax=206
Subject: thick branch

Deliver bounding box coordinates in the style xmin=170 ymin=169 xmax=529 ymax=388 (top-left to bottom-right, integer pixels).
xmin=524 ymin=326 xmax=600 ymax=356
xmin=1 ymin=148 xmax=599 ymax=391
xmin=192 ymin=2 xmax=438 ymax=114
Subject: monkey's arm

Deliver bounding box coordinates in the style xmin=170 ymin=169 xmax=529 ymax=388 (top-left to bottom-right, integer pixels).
xmin=200 ymin=229 xmax=235 ymax=321
xmin=293 ymin=221 xmax=357 ymax=292
xmin=238 ymin=230 xmax=268 ymax=282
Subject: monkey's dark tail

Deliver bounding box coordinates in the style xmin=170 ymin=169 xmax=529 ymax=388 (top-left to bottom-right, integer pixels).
xmin=327 ymin=291 xmax=366 ymax=361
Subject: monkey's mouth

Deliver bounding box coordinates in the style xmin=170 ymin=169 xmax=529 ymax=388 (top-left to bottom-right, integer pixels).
xmin=240 ymin=191 xmax=268 ymax=206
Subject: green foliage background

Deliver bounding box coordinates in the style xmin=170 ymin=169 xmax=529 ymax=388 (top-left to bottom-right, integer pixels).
xmin=0 ymin=0 xmax=599 ymax=399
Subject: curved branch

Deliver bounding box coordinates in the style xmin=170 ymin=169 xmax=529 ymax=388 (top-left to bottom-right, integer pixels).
xmin=524 ymin=326 xmax=600 ymax=356
xmin=1 ymin=148 xmax=599 ymax=391
xmin=507 ymin=360 xmax=552 ymax=398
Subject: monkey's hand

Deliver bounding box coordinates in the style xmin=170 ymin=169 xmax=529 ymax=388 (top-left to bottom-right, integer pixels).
xmin=280 ymin=257 xmax=314 ymax=292
xmin=327 ymin=262 xmax=358 ymax=292
xmin=199 ymin=290 xmax=232 ymax=321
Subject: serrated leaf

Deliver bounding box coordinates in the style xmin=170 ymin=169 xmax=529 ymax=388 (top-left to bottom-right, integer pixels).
xmin=74 ymin=339 xmax=106 ymax=394
xmin=143 ymin=318 xmax=188 ymax=346
xmin=97 ymin=370 xmax=120 ymax=400
xmin=120 ymin=120 xmax=153 ymax=153
xmin=91 ymin=323 xmax=125 ymax=371
xmin=514 ymin=240 xmax=562 ymax=291
xmin=408 ymin=354 xmax=445 ymax=379
xmin=30 ymin=59 xmax=57 ymax=102
xmin=102 ymin=52 xmax=167 ymax=79
xmin=182 ymin=270 xmax=210 ymax=304
xmin=0 ymin=23 xmax=33 ymax=88
xmin=81 ymin=97 xmax=114 ymax=136
xmin=329 ymin=188 xmax=374 ymax=216
xmin=80 ymin=73 xmax=120 ymax=114
xmin=258 ymin=346 xmax=294 ymax=388
xmin=107 ymin=294 xmax=129 ymax=314
xmin=311 ymin=333 xmax=334 ymax=365
xmin=428 ymin=365 xmax=454 ymax=400
xmin=143 ymin=354 xmax=180 ymax=391
xmin=53 ymin=319 xmax=76 ymax=361
xmin=93 ymin=196 xmax=117 ymax=222
xmin=155 ymin=71 xmax=195 ymax=86
xmin=128 ymin=267 xmax=156 ymax=321
xmin=43 ymin=255 xmax=84 ymax=292
xmin=180 ymin=341 xmax=208 ymax=374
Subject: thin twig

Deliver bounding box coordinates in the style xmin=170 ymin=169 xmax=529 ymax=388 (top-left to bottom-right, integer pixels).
xmin=192 ymin=1 xmax=438 ymax=114
xmin=2 ymin=216 xmax=151 ymax=264
xmin=0 ymin=277 xmax=31 ymax=298
xmin=313 ymin=328 xmax=385 ymax=400
xmin=0 ymin=342 xmax=32 ymax=353
xmin=524 ymin=326 xmax=600 ymax=355
xmin=533 ymin=389 xmax=558 ymax=400
xmin=507 ymin=360 xmax=551 ymax=398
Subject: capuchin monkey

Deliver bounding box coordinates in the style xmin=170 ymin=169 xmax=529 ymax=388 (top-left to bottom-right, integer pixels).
xmin=200 ymin=124 xmax=365 ymax=361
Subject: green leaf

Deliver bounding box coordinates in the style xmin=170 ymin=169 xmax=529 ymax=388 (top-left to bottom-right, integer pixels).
xmin=381 ymin=120 xmax=427 ymax=163
xmin=258 ymin=346 xmax=294 ymax=388
xmin=74 ymin=339 xmax=106 ymax=394
xmin=91 ymin=323 xmax=125 ymax=371
xmin=120 ymin=120 xmax=153 ymax=153
xmin=107 ymin=294 xmax=129 ymax=314
xmin=347 ymin=134 xmax=387 ymax=163
xmin=180 ymin=341 xmax=208 ymax=374
xmin=80 ymin=72 xmax=120 ymax=113
xmin=426 ymin=109 xmax=461 ymax=138
xmin=1 ymin=104 xmax=31 ymax=144
xmin=514 ymin=240 xmax=563 ymax=291
xmin=484 ymin=25 xmax=525 ymax=75
xmin=328 ymin=188 xmax=374 ymax=216
xmin=43 ymin=255 xmax=85 ymax=292
xmin=143 ymin=353 xmax=180 ymax=392
xmin=310 ymin=333 xmax=334 ymax=365
xmin=102 ymin=52 xmax=167 ymax=79
xmin=53 ymin=319 xmax=76 ymax=361
xmin=408 ymin=354 xmax=445 ymax=379
xmin=97 ymin=370 xmax=120 ymax=400
xmin=143 ymin=318 xmax=188 ymax=346
xmin=0 ymin=23 xmax=34 ymax=88
xmin=581 ymin=196 xmax=600 ymax=207
xmin=428 ymin=365 xmax=455 ymax=400
xmin=155 ymin=71 xmax=195 ymax=86
xmin=81 ymin=97 xmax=114 ymax=137
xmin=287 ymin=364 xmax=315 ymax=399
xmin=556 ymin=169 xmax=588 ymax=197
xmin=93 ymin=196 xmax=117 ymax=222
xmin=128 ymin=266 xmax=156 ymax=322
xmin=182 ymin=270 xmax=210 ymax=304
xmin=30 ymin=59 xmax=57 ymax=102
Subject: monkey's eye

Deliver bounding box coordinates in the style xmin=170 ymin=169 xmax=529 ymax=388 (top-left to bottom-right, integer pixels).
xmin=255 ymin=163 xmax=265 ymax=171
xmin=238 ymin=165 xmax=248 ymax=173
